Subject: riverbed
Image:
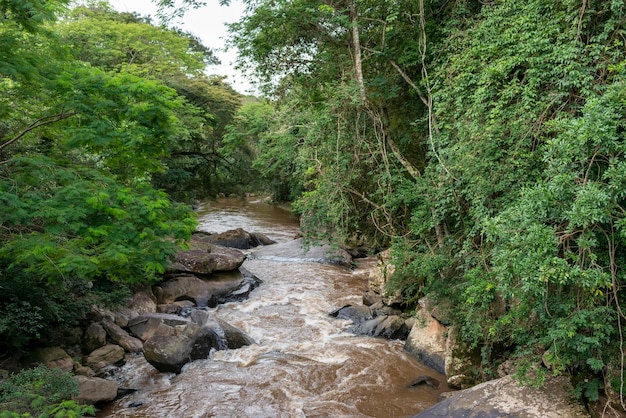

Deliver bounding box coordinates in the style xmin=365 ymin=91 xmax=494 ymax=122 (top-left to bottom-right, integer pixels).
xmin=98 ymin=197 xmax=447 ymax=417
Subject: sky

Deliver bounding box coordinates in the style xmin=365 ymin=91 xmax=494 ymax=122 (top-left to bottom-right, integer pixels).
xmin=108 ymin=0 xmax=253 ymax=94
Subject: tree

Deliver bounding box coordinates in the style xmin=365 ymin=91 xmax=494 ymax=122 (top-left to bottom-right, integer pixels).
xmin=0 ymin=0 xmax=197 ymax=349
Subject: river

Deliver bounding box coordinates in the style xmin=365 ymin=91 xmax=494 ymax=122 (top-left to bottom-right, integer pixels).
xmin=98 ymin=197 xmax=447 ymax=417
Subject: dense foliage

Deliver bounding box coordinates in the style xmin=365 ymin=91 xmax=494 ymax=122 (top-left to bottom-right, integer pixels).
xmin=229 ymin=0 xmax=626 ymax=403
xmin=0 ymin=366 xmax=95 ymax=417
xmin=0 ymin=0 xmax=258 ymax=353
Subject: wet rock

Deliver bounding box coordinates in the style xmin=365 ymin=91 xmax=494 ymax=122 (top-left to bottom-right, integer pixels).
xmin=83 ymin=322 xmax=107 ymax=353
xmin=169 ymin=241 xmax=246 ymax=275
xmin=195 ymin=228 xmax=276 ymax=249
xmin=101 ymin=319 xmax=143 ymax=353
xmin=249 ymin=238 xmax=352 ymax=267
xmin=85 ymin=344 xmax=125 ymax=372
xmin=411 ymin=375 xmax=588 ymax=418
xmin=73 ymin=375 xmax=119 ymax=404
xmin=24 ymin=347 xmax=73 ymax=372
xmin=127 ymin=313 xmax=190 ymax=341
xmin=189 ymin=310 xmax=255 ymax=349
xmin=410 ymin=375 xmax=440 ymax=389
xmin=142 ymin=322 xmax=220 ymax=373
xmin=330 ymin=304 xmax=373 ymax=323
xmin=349 ymin=315 xmax=409 ymax=340
xmin=155 ymin=270 xmax=261 ymax=308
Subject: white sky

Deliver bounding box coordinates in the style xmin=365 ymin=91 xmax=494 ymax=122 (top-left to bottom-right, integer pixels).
xmin=108 ymin=0 xmax=254 ymax=94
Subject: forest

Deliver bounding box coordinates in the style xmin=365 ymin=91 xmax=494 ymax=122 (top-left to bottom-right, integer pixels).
xmin=1 ymin=0 xmax=626 ymax=414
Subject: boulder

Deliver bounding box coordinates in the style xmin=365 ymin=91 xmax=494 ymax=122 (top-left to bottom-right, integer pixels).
xmin=169 ymin=242 xmax=246 ymax=275
xmin=127 ymin=313 xmax=190 ymax=341
xmin=154 ymin=271 xmax=260 ymax=308
xmin=24 ymin=347 xmax=73 ymax=372
xmin=249 ymin=238 xmax=352 ymax=267
xmin=349 ymin=315 xmax=409 ymax=340
xmin=85 ymin=344 xmax=125 ymax=372
xmin=73 ymin=375 xmax=119 ymax=404
xmin=156 ymin=300 xmax=195 ymax=314
xmin=404 ymin=308 xmax=447 ymax=375
xmin=330 ymin=304 xmax=374 ymax=323
xmin=195 ymin=228 xmax=276 ymax=249
xmin=101 ymin=319 xmax=143 ymax=353
xmin=412 ymin=375 xmax=588 ymax=418
xmin=111 ymin=286 xmax=158 ymax=327
xmin=83 ymin=322 xmax=107 ymax=353
xmin=142 ymin=322 xmax=220 ymax=373
xmin=189 ymin=310 xmax=255 ymax=349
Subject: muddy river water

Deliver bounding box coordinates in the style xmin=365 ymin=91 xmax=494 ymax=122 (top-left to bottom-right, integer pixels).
xmin=98 ymin=197 xmax=447 ymax=417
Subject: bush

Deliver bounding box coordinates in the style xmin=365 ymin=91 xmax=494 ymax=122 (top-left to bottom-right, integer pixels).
xmin=0 ymin=366 xmax=95 ymax=417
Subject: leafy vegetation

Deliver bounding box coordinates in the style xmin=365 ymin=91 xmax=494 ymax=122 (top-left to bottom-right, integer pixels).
xmin=0 ymin=0 xmax=259 ymax=354
xmin=0 ymin=366 xmax=95 ymax=417
xmin=228 ymin=0 xmax=626 ymax=404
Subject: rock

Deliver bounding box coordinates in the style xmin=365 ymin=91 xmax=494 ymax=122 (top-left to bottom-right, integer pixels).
xmin=410 ymin=375 xmax=440 ymax=389
xmin=169 ymin=242 xmax=246 ymax=275
xmin=24 ymin=347 xmax=73 ymax=372
xmin=411 ymin=375 xmax=588 ymax=418
xmin=142 ymin=322 xmax=220 ymax=373
xmin=189 ymin=310 xmax=255 ymax=349
xmin=127 ymin=313 xmax=190 ymax=341
xmin=363 ymin=290 xmax=383 ymax=306
xmin=101 ymin=319 xmax=143 ymax=353
xmin=195 ymin=228 xmax=276 ymax=249
xmin=404 ymin=308 xmax=447 ymax=374
xmin=83 ymin=322 xmax=107 ymax=353
xmin=74 ymin=364 xmax=95 ymax=377
xmin=111 ymin=286 xmax=158 ymax=327
xmin=73 ymin=375 xmax=119 ymax=404
xmin=330 ymin=304 xmax=374 ymax=323
xmin=349 ymin=315 xmax=410 ymax=340
xmin=155 ymin=269 xmax=261 ymax=308
xmin=249 ymin=238 xmax=352 ymax=267
xmin=157 ymin=300 xmax=196 ymax=314
xmin=85 ymin=344 xmax=125 ymax=372
xmin=216 ymin=318 xmax=256 ymax=349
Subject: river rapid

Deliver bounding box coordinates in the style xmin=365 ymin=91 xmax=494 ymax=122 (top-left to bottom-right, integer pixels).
xmin=98 ymin=197 xmax=447 ymax=418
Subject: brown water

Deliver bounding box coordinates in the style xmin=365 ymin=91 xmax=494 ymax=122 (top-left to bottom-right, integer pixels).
xmin=99 ymin=197 xmax=447 ymax=418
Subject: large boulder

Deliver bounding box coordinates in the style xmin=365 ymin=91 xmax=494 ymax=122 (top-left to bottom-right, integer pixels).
xmin=331 ymin=304 xmax=409 ymax=340
xmin=404 ymin=308 xmax=448 ymax=375
xmin=169 ymin=241 xmax=246 ymax=275
xmin=101 ymin=319 xmax=143 ymax=353
xmin=127 ymin=313 xmax=190 ymax=341
xmin=154 ymin=270 xmax=262 ymax=308
xmin=85 ymin=344 xmax=125 ymax=372
xmin=249 ymin=238 xmax=352 ymax=267
xmin=142 ymin=322 xmax=219 ymax=373
xmin=405 ymin=302 xmax=472 ymax=387
xmin=73 ymin=375 xmax=119 ymax=404
xmin=24 ymin=347 xmax=73 ymax=372
xmin=194 ymin=229 xmax=276 ymax=249
xmin=412 ymin=375 xmax=588 ymax=418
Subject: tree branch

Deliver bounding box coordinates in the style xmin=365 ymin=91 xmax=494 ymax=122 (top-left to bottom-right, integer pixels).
xmin=0 ymin=111 xmax=77 ymax=152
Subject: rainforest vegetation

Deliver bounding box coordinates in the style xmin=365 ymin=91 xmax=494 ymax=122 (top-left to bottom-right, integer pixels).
xmin=2 ymin=0 xmax=626 ymax=413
